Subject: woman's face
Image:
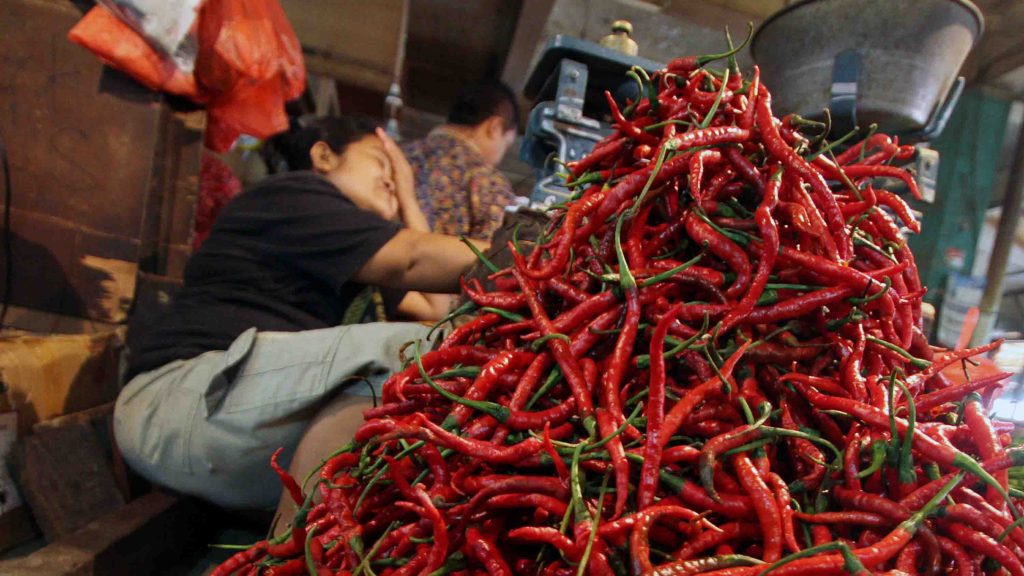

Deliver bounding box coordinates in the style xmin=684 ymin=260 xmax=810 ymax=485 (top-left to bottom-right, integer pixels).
xmin=311 ymin=135 xmax=399 ymax=220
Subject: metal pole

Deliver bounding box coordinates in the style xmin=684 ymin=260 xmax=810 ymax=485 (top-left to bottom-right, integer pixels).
xmin=971 ymin=110 xmax=1024 ymax=346
xmin=384 ymin=0 xmax=410 ymax=139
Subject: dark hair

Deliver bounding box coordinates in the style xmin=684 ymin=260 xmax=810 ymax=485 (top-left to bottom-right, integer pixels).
xmin=268 ymin=116 xmax=379 ymax=172
xmin=447 ymin=80 xmax=520 ymax=131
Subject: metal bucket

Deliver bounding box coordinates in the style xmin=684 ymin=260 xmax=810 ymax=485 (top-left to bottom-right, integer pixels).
xmin=751 ymin=0 xmax=983 ymax=140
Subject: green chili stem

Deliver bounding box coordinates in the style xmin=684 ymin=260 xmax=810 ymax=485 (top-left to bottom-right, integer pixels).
xmin=694 ymin=207 xmax=753 ymax=245
xmin=479 ymin=307 xmax=525 ymax=322
xmin=428 ymin=300 xmax=476 ymax=340
xmin=526 ymin=367 xmax=563 ymax=410
xmin=576 ymin=473 xmax=609 ymax=576
xmin=895 ymin=377 xmax=917 ymax=485
xmin=531 ymin=332 xmax=572 ymax=351
xmin=614 ymin=212 xmax=637 ymax=290
xmin=305 ymin=524 xmax=321 ymax=576
xmin=806 ymin=127 xmax=859 ymax=162
xmin=695 ymin=23 xmax=753 ymax=67
xmin=761 ymin=542 xmax=847 ymax=575
xmin=866 ymin=336 xmax=931 ymax=369
xmin=459 ymin=236 xmax=499 ymax=273
xmin=998 ymin=517 xmax=1024 ymax=542
xmin=856 ymin=440 xmax=887 ymax=479
xmin=630 ymin=141 xmax=674 ymax=216
xmin=640 ymin=252 xmax=705 ymax=288
xmin=847 ymin=277 xmax=891 ymax=306
xmin=414 ymin=342 xmax=510 ymax=423
xmin=643 ymin=119 xmax=692 ymax=132
xmin=699 ymin=68 xmax=730 ymax=129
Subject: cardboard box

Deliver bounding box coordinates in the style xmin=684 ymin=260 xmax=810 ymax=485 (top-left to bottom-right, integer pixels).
xmin=0 ymin=329 xmax=124 ymax=437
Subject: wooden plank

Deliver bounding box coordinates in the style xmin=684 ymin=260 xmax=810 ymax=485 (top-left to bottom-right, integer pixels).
xmin=501 ymin=0 xmax=557 ymax=97
xmin=0 ymin=492 xmax=202 ymax=576
xmin=0 ymin=0 xmax=161 ymax=239
xmin=0 ymin=329 xmax=123 ymax=436
xmin=282 ymin=0 xmax=403 ymax=80
xmin=974 ymin=37 xmax=1024 ymax=84
xmin=0 ymin=506 xmax=39 ymax=555
xmin=11 ymin=423 xmax=125 ymax=541
xmin=0 ymin=305 xmax=120 ymax=336
xmin=304 ymin=52 xmax=394 ymax=92
xmin=32 ymin=402 xmax=114 ymax=431
xmin=0 ymin=0 xmax=202 ymax=321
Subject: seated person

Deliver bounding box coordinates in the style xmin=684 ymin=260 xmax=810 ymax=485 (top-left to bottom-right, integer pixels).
xmin=114 ymin=116 xmax=480 ymax=515
xmin=270 ymin=118 xmax=454 ymax=323
xmin=402 ymin=79 xmax=521 ymax=241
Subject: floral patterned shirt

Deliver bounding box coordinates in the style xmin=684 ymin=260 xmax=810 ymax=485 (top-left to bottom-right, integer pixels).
xmin=402 ymin=128 xmax=516 ymax=240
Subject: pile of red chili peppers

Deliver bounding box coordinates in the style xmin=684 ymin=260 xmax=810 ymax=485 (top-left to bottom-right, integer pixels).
xmin=214 ymin=47 xmax=1024 ymax=576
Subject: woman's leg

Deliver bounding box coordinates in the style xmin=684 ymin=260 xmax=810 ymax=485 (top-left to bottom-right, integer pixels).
xmin=270 ymin=390 xmax=374 ymax=536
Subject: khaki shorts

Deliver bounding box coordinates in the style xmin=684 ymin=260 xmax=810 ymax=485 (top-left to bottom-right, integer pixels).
xmin=113 ymin=322 xmax=430 ymax=510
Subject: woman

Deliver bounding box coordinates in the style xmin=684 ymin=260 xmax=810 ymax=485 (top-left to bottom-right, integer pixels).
xmin=114 ymin=117 xmax=479 ymax=513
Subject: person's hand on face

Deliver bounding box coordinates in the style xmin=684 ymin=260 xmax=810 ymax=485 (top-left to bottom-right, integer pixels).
xmin=312 ymin=136 xmax=399 ymax=220
xmin=376 ymin=128 xmax=415 ymax=203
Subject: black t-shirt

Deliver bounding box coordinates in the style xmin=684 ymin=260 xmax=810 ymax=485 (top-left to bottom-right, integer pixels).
xmin=127 ymin=172 xmax=400 ymax=379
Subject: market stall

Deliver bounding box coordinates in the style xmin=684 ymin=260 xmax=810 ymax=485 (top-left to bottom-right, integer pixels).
xmin=3 ymin=1 xmax=1024 ymax=575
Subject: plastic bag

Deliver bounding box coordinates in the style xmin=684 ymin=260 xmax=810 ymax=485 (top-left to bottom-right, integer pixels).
xmin=95 ymin=0 xmax=203 ymax=73
xmin=68 ymin=6 xmax=201 ymax=99
xmin=196 ymin=0 xmax=304 ymax=98
xmin=196 ymin=0 xmax=306 ymax=151
xmin=69 ymin=0 xmax=306 ymax=151
xmin=205 ymin=79 xmax=291 ymax=153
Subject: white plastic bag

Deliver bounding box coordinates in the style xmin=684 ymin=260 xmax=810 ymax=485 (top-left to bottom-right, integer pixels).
xmin=96 ymin=0 xmax=204 ymax=73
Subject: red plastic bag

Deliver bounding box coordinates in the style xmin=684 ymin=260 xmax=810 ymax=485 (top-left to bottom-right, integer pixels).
xmin=205 ymin=79 xmax=291 ymax=152
xmin=70 ymin=0 xmax=306 ymax=152
xmin=68 ymin=7 xmax=202 ymax=100
xmin=196 ymin=0 xmax=306 ymax=150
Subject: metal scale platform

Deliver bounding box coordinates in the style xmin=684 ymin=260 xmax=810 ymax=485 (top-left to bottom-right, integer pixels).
xmin=519 ymin=35 xmax=664 ymax=206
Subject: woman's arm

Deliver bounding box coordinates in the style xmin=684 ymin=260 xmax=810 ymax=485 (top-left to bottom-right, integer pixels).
xmin=353 ymin=229 xmax=486 ymax=293
xmin=394 ymin=292 xmax=457 ymax=322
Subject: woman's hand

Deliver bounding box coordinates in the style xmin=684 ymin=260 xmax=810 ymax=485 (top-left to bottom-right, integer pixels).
xmin=376 ymin=128 xmax=430 ymax=232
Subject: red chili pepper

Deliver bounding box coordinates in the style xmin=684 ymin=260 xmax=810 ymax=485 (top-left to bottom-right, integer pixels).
xmin=732 ymin=452 xmax=783 ymax=561
xmin=593 ymin=127 xmax=752 ymax=225
xmin=630 ymin=505 xmax=711 ymax=574
xmin=384 ymin=346 xmax=497 ymax=403
xmin=940 ymin=503 xmax=1024 ymax=557
xmin=964 ymin=395 xmax=1010 ymax=510
xmin=466 ymin=526 xmax=513 ymax=576
xmin=527 ymin=189 xmax=607 ymax=280
xmin=720 ymin=168 xmax=780 ymax=332
xmin=210 ymin=541 xmax=268 ymax=576
xmin=508 ymin=527 xmax=580 ymax=560
xmin=793 ymin=510 xmax=891 ymax=528
xmin=840 ymin=165 xmax=922 ymax=201
xmin=483 ymin=492 xmax=568 ymax=518
xmin=916 ymin=372 xmax=1011 ymax=414
xmin=638 ymin=302 xmax=683 ymax=509
xmin=874 ymin=189 xmax=921 ymax=234
xmin=461 ymin=278 xmax=528 ymax=310
xmin=448 ymin=350 xmax=535 ymax=427
xmin=660 ymin=341 xmax=753 ymax=447
xmin=270 ymin=447 xmax=305 ymax=507
xmin=568 ymin=138 xmax=626 ymax=178
xmin=512 ymin=258 xmax=594 ymax=420
xmin=674 ymin=522 xmax=762 ymax=561
xmin=936 ymin=535 xmax=976 ymax=576
xmin=684 ymin=211 xmax=751 ymax=299
xmin=946 ymin=522 xmax=1024 ymax=576
xmin=756 ymin=89 xmax=852 ymax=261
